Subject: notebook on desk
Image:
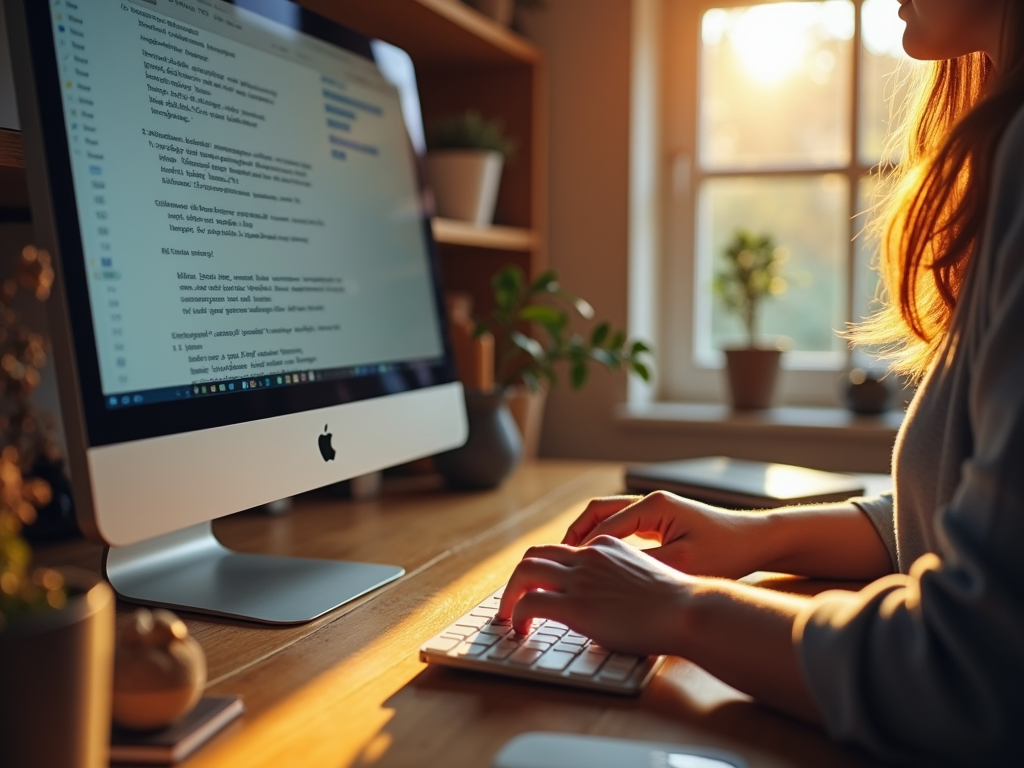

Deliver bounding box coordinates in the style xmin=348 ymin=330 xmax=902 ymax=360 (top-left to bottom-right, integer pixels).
xmin=625 ymin=456 xmax=865 ymax=509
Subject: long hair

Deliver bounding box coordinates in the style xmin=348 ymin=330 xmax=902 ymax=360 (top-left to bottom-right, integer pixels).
xmin=854 ymin=5 xmax=1024 ymax=380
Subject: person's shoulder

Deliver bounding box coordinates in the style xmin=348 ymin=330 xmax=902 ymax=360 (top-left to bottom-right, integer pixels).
xmin=996 ymin=102 xmax=1024 ymax=162
xmin=985 ymin=103 xmax=1024 ymax=238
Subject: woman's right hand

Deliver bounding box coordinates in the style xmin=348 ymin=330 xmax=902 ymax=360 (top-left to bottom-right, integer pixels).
xmin=562 ymin=491 xmax=772 ymax=579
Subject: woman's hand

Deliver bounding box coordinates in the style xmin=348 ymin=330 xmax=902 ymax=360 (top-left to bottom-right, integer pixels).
xmin=496 ymin=535 xmax=822 ymax=723
xmin=496 ymin=536 xmax=691 ymax=656
xmin=561 ymin=491 xmax=771 ymax=579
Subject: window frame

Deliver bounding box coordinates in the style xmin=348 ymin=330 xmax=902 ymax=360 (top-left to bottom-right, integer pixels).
xmin=656 ymin=0 xmax=885 ymax=407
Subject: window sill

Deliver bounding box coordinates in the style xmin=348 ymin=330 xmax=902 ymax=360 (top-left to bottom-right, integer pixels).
xmin=616 ymin=401 xmax=903 ymax=439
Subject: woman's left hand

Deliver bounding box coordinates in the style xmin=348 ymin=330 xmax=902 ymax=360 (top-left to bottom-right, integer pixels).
xmin=495 ymin=536 xmax=692 ymax=657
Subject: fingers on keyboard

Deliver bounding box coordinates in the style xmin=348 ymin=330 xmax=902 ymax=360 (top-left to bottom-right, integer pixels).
xmin=421 ymin=588 xmax=655 ymax=693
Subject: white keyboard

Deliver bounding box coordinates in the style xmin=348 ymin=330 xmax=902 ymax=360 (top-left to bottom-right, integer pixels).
xmin=419 ymin=587 xmax=665 ymax=694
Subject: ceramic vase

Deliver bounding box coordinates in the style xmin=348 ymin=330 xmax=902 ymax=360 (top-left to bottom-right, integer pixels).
xmin=841 ymin=368 xmax=891 ymax=414
xmin=434 ymin=390 xmax=522 ymax=488
xmin=0 ymin=570 xmax=115 ymax=768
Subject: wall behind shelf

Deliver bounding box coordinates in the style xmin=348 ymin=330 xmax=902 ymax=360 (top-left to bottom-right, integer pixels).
xmin=528 ymin=0 xmax=637 ymax=460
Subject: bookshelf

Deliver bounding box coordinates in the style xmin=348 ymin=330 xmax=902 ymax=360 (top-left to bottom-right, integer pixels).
xmin=0 ymin=0 xmax=547 ymax=314
xmin=302 ymin=0 xmax=547 ymax=314
xmin=0 ymin=127 xmax=27 ymax=211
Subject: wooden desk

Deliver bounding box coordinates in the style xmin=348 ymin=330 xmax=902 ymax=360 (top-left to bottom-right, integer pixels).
xmin=36 ymin=460 xmax=880 ymax=768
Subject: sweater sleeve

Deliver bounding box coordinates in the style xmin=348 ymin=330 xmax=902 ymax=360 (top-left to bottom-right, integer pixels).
xmin=850 ymin=493 xmax=896 ymax=571
xmin=793 ymin=115 xmax=1024 ymax=766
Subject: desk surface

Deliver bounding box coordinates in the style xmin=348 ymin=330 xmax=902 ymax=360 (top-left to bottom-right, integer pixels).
xmin=37 ymin=460 xmax=881 ymax=768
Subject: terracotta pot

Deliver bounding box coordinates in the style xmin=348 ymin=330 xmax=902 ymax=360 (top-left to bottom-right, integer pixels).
xmin=723 ymin=348 xmax=782 ymax=410
xmin=506 ymin=385 xmax=548 ymax=460
xmin=0 ymin=569 xmax=115 ymax=768
xmin=425 ymin=150 xmax=504 ymax=224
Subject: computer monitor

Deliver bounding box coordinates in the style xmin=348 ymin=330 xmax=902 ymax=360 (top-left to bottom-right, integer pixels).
xmin=5 ymin=0 xmax=467 ymax=623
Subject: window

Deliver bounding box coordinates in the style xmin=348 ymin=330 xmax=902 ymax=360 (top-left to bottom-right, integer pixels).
xmin=658 ymin=0 xmax=922 ymax=405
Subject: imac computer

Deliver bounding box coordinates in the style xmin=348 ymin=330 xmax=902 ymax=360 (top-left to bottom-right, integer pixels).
xmin=5 ymin=0 xmax=467 ymax=623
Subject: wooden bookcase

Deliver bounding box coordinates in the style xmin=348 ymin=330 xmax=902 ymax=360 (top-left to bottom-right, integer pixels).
xmin=0 ymin=0 xmax=547 ymax=316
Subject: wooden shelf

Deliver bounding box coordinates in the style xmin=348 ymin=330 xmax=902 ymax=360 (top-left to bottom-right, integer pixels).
xmin=298 ymin=0 xmax=540 ymax=66
xmin=431 ymin=218 xmax=537 ymax=250
xmin=0 ymin=128 xmax=28 ymax=211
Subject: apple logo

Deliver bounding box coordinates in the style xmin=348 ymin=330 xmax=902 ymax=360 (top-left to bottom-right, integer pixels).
xmin=318 ymin=424 xmax=336 ymax=462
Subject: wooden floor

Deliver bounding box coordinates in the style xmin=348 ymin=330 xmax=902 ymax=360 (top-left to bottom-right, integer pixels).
xmin=35 ymin=460 xmax=881 ymax=768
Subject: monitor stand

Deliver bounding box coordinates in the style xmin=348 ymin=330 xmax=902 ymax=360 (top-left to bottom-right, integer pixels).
xmin=104 ymin=521 xmax=404 ymax=624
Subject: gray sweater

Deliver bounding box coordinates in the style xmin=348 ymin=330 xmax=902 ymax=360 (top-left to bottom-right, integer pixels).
xmin=794 ymin=108 xmax=1024 ymax=765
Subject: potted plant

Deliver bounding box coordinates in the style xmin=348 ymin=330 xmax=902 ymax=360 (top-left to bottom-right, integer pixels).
xmin=481 ymin=264 xmax=652 ymax=456
xmin=0 ymin=246 xmax=115 ymax=768
xmin=425 ymin=110 xmax=515 ymax=225
xmin=435 ymin=265 xmax=652 ymax=486
xmin=713 ymin=229 xmax=789 ymax=409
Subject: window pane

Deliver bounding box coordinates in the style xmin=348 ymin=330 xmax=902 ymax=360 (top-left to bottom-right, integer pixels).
xmin=859 ymin=0 xmax=926 ymax=166
xmin=697 ymin=175 xmax=850 ymax=362
xmin=700 ymin=2 xmax=854 ymax=170
xmin=851 ymin=175 xmax=886 ymax=368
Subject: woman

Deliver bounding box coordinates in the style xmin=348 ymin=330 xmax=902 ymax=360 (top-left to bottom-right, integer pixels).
xmin=497 ymin=0 xmax=1024 ymax=763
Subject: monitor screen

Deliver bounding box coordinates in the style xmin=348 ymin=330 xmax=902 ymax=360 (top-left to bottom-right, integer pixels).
xmin=31 ymin=0 xmax=454 ymax=447
xmin=8 ymin=0 xmax=466 ymax=579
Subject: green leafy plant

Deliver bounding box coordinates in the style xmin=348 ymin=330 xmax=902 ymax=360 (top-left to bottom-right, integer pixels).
xmin=477 ymin=264 xmax=653 ymax=392
xmin=0 ymin=245 xmax=65 ymax=632
xmin=713 ymin=229 xmax=789 ymax=348
xmin=427 ymin=110 xmax=516 ymax=160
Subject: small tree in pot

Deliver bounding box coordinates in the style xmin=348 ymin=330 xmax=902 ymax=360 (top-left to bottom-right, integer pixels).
xmin=714 ymin=230 xmax=789 ymax=409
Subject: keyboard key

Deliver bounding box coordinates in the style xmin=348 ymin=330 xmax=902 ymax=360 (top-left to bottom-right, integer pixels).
xmin=564 ymin=632 xmax=589 ymax=644
xmin=523 ymin=639 xmax=553 ymax=651
xmin=557 ymin=635 xmax=588 ymax=648
xmin=542 ymin=621 xmax=569 ymax=631
xmin=597 ymin=665 xmax=635 ymax=682
xmin=422 ymin=636 xmax=461 ymax=654
xmin=552 ymin=640 xmax=586 ymax=654
xmin=477 ymin=623 xmax=513 ymax=637
xmin=567 ymin=651 xmax=609 ymax=677
xmin=455 ymin=617 xmax=488 ymax=630
xmin=534 ymin=650 xmax=576 ymax=672
xmin=471 ymin=606 xmax=497 ymax=619
xmin=509 ymin=647 xmax=545 ymax=666
xmin=533 ymin=630 xmax=566 ymax=643
xmin=597 ymin=654 xmax=640 ymax=682
xmin=463 ymin=631 xmax=500 ymax=647
xmin=486 ymin=639 xmax=520 ymax=660
xmin=456 ymin=641 xmax=492 ymax=657
xmin=606 ymin=653 xmax=641 ymax=670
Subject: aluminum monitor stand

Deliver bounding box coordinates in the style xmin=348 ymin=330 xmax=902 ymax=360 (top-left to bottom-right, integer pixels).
xmin=104 ymin=521 xmax=404 ymax=624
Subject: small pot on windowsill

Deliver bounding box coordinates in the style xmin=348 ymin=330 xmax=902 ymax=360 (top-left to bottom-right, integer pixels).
xmin=722 ymin=345 xmax=784 ymax=410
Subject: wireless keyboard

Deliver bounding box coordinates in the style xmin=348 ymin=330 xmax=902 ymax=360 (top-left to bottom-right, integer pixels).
xmin=419 ymin=587 xmax=665 ymax=694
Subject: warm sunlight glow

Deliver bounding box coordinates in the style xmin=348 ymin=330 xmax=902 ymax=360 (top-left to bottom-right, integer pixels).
xmin=862 ymin=0 xmax=910 ymax=59
xmin=704 ymin=2 xmax=854 ymax=85
xmin=732 ymin=4 xmax=813 ymax=83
